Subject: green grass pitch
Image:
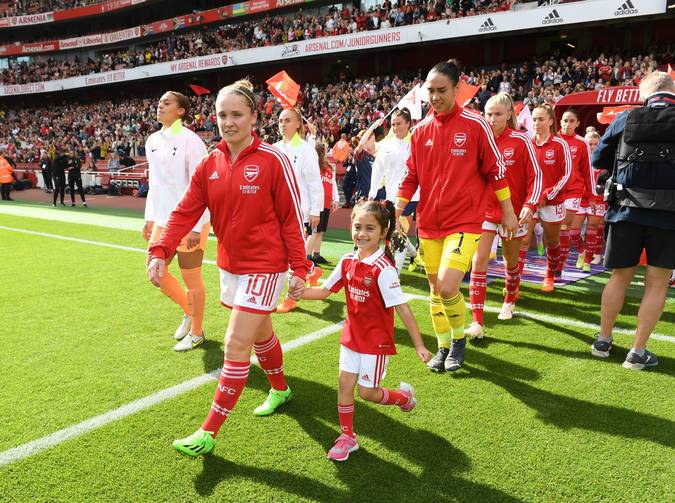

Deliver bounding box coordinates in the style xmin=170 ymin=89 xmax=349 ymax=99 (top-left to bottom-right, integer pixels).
xmin=0 ymin=201 xmax=673 ymax=502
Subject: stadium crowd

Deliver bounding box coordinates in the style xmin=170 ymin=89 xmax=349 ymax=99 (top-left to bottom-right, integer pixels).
xmin=0 ymin=0 xmax=102 ymax=16
xmin=0 ymin=0 xmax=524 ymax=85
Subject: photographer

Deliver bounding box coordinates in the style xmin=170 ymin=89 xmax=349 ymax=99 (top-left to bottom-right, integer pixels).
xmin=590 ymin=71 xmax=675 ymax=370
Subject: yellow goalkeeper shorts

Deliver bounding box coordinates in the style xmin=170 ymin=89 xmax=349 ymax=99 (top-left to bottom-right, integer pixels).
xmin=418 ymin=232 xmax=481 ymax=275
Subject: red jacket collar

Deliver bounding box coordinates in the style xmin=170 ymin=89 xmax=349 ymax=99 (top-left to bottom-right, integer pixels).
xmin=217 ymin=132 xmax=261 ymax=160
xmin=432 ymin=104 xmax=463 ymax=124
xmin=534 ymin=133 xmax=555 ymax=147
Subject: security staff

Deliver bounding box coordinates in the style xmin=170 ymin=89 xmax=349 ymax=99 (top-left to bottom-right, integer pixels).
xmin=67 ymin=146 xmax=87 ymax=207
xmin=0 ymin=154 xmax=14 ymax=201
xmin=40 ymin=150 xmax=53 ymax=192
xmin=53 ymin=146 xmax=68 ymax=207
xmin=590 ymin=71 xmax=675 ymax=370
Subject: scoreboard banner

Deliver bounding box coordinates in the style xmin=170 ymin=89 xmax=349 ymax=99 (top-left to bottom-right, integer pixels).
xmin=0 ymin=0 xmax=666 ymax=96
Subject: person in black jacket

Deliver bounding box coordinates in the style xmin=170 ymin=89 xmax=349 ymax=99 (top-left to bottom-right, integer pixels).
xmin=40 ymin=150 xmax=53 ymax=192
xmin=589 ymin=71 xmax=675 ymax=370
xmin=52 ymin=146 xmax=68 ymax=207
xmin=66 ymin=146 xmax=87 ymax=207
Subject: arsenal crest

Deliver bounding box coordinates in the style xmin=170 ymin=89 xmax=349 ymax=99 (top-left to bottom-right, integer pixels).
xmin=504 ymin=148 xmax=514 ymax=159
xmin=363 ymin=275 xmax=372 ymax=287
xmin=570 ymin=146 xmax=578 ymax=154
xmin=454 ymin=132 xmax=467 ymax=147
xmin=545 ymin=149 xmax=555 ymax=160
xmin=244 ymin=165 xmax=260 ymax=182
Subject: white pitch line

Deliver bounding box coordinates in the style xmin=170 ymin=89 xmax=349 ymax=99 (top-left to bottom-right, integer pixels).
xmin=0 ymin=322 xmax=343 ymax=468
xmin=0 ymin=225 xmax=217 ymax=265
xmin=404 ymin=294 xmax=675 ymax=343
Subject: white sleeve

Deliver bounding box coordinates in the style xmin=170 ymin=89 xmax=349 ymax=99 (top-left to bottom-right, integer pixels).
xmin=143 ymin=137 xmax=156 ymax=223
xmin=331 ymin=172 xmax=340 ymax=204
xmin=303 ymin=144 xmax=324 ymax=217
xmin=369 ymin=151 xmax=386 ymax=199
xmin=377 ymin=266 xmax=406 ymax=308
xmin=323 ymin=257 xmax=345 ymax=292
xmin=187 ymin=134 xmax=210 ymax=232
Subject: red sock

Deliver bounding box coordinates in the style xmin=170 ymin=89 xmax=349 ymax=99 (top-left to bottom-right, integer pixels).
xmin=201 ymin=360 xmax=250 ymax=436
xmin=378 ymin=388 xmax=408 ymax=406
xmin=518 ymin=241 xmax=529 ymax=274
xmin=558 ymin=229 xmax=570 ymax=270
xmin=570 ymin=228 xmax=584 ymax=253
xmin=504 ymin=265 xmax=521 ymax=303
xmin=584 ymin=227 xmax=597 ymax=264
xmin=546 ymin=244 xmax=560 ymax=279
xmin=338 ymin=402 xmax=355 ymax=437
xmin=253 ymin=333 xmax=287 ymax=391
xmin=469 ymin=271 xmax=487 ymax=325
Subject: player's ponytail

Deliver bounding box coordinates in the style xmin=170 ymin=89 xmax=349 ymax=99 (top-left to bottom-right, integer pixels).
xmin=382 ymin=200 xmax=397 ymax=265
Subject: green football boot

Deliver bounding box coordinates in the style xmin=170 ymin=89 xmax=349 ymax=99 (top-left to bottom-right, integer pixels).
xmin=253 ymin=387 xmax=292 ymax=416
xmin=172 ymin=429 xmax=216 ymax=458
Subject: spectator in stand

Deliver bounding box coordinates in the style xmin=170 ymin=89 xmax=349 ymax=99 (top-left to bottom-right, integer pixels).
xmin=107 ymin=151 xmax=120 ymax=174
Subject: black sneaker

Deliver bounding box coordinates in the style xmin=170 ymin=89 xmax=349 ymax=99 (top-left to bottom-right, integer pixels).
xmin=445 ymin=337 xmax=466 ymax=372
xmin=590 ymin=333 xmax=612 ymax=358
xmin=427 ymin=347 xmax=449 ymax=373
xmin=71 ymin=203 xmax=76 ymax=207
xmin=314 ymin=255 xmax=330 ymax=265
xmin=623 ymin=350 xmax=659 ymax=370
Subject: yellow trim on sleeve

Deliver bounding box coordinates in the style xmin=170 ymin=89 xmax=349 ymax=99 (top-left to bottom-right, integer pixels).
xmin=495 ymin=187 xmax=511 ymax=202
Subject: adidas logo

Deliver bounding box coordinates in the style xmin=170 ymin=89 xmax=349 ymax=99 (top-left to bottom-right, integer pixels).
xmin=614 ymin=0 xmax=637 ymax=15
xmin=451 ymin=247 xmax=462 ymax=255
xmin=209 ymin=170 xmax=219 ymax=180
xmin=247 ymin=296 xmax=257 ymax=303
xmin=542 ymin=8 xmax=563 ymax=24
xmin=478 ymin=17 xmax=497 ymax=32
xmin=361 ymin=374 xmax=370 ymax=382
xmin=425 ymin=139 xmax=433 ymax=147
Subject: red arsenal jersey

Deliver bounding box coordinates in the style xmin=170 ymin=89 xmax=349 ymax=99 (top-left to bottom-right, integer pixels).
xmin=531 ymin=133 xmax=573 ymax=206
xmin=324 ymin=249 xmax=406 ymax=355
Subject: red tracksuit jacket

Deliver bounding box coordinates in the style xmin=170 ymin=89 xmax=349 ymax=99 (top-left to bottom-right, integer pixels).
xmin=531 ymin=133 xmax=573 ymax=206
xmin=558 ymin=131 xmax=597 ymax=201
xmin=148 ymin=134 xmax=311 ymax=280
xmin=398 ymin=106 xmax=509 ymax=237
xmin=485 ymin=127 xmax=543 ymax=224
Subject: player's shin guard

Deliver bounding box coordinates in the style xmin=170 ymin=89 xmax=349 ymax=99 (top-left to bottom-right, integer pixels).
xmin=558 ymin=229 xmax=570 ymax=270
xmin=159 ymin=270 xmax=190 ymax=315
xmin=430 ymin=293 xmax=451 ymax=349
xmin=546 ymin=244 xmax=561 ymax=279
xmin=569 ymin=228 xmax=584 ymax=254
xmin=337 ymin=403 xmax=355 ymax=437
xmin=201 ymin=360 xmax=250 ymax=436
xmin=469 ymin=271 xmax=487 ymax=325
xmin=584 ymin=227 xmax=598 ymax=264
xmin=181 ymin=267 xmax=205 ymax=334
xmin=253 ymin=333 xmax=287 ymax=391
xmin=442 ymin=292 xmax=466 ymax=340
xmin=504 ymin=264 xmax=521 ymax=304
xmin=378 ymin=388 xmax=409 ymax=406
xmin=518 ymin=240 xmax=529 ymax=274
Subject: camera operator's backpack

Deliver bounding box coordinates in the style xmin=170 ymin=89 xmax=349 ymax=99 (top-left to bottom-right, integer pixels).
xmin=609 ymin=106 xmax=675 ymax=212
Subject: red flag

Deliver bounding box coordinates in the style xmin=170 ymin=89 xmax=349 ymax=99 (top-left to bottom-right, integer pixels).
xmin=189 ymin=84 xmax=211 ymax=96
xmin=597 ymin=105 xmax=638 ymax=125
xmin=668 ymin=64 xmax=675 ymax=81
xmin=265 ymin=71 xmax=300 ymax=109
xmin=456 ymin=83 xmax=480 ymax=107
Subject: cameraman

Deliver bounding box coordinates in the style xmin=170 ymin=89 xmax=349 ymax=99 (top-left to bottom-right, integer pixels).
xmin=590 ymin=72 xmax=675 ymax=370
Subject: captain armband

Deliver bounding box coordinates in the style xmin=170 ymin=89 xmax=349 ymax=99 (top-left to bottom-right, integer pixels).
xmin=495 ymin=187 xmax=511 ymax=202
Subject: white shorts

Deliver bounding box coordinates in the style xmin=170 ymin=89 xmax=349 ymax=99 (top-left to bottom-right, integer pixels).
xmin=534 ymin=203 xmax=565 ymax=224
xmin=482 ymin=220 xmax=529 ymax=239
xmin=579 ymin=202 xmax=607 ymax=217
xmin=339 ymin=345 xmax=388 ymax=389
xmin=564 ymin=197 xmax=581 ymax=212
xmin=219 ymin=269 xmax=286 ymax=315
